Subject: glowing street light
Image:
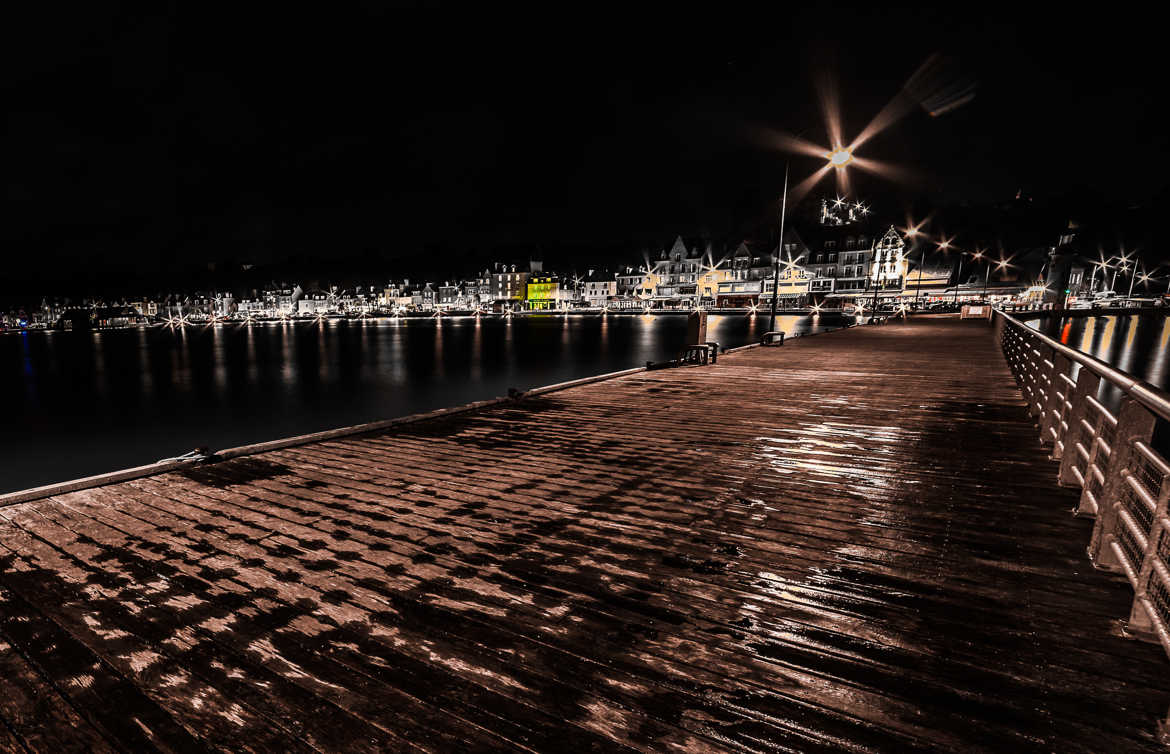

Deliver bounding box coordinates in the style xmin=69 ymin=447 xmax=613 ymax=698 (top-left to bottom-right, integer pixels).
xmin=1088 ymin=253 xmax=1112 ymax=293
xmin=771 ymin=135 xmax=862 ymax=328
xmin=1126 ymin=261 xmax=1145 ymax=301
xmin=828 ymin=147 xmax=853 ymax=167
xmin=900 ymin=216 xmax=931 ymax=308
xmin=932 ymin=237 xmax=967 ymax=304
xmin=975 ymin=250 xmax=1006 ymax=302
xmin=1109 ymin=251 xmax=1132 ymax=293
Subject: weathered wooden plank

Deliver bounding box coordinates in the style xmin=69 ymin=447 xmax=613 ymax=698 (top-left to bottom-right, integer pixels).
xmin=0 ymin=630 xmax=114 ymax=753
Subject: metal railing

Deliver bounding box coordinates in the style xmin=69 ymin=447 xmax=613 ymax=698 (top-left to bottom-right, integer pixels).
xmin=996 ymin=309 xmax=1170 ymax=741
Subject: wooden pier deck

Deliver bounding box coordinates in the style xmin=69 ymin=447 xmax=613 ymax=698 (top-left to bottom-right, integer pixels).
xmin=2 ymin=317 xmax=1169 ymax=752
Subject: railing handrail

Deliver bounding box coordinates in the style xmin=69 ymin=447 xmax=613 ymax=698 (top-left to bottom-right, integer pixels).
xmin=996 ymin=310 xmax=1170 ymax=738
xmin=995 ymin=308 xmax=1170 ymax=423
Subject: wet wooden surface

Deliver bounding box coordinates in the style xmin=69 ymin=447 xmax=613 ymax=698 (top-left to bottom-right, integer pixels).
xmin=2 ymin=316 xmax=1169 ymax=752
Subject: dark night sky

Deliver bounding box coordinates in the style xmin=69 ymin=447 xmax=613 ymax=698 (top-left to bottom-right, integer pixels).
xmin=5 ymin=3 xmax=1166 ymax=292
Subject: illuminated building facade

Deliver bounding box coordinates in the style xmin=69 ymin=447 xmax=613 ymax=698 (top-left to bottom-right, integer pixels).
xmin=583 ymin=270 xmax=617 ymax=307
xmin=525 ymin=274 xmax=560 ymax=310
xmin=798 ymin=197 xmax=910 ymax=307
xmin=761 ymin=263 xmax=813 ymax=307
xmin=697 ymin=265 xmax=732 ymax=302
xmin=868 ymin=226 xmax=908 ymax=295
xmin=716 ymin=241 xmax=775 ymax=307
xmin=652 ymin=236 xmax=704 ymax=306
xmin=488 ymin=261 xmax=542 ymax=309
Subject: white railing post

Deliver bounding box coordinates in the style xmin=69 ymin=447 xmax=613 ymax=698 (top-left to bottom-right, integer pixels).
xmin=1059 ymin=369 xmax=1101 ymax=488
xmin=1075 ymin=402 xmax=1117 ymax=517
xmin=1126 ymin=469 xmax=1169 ymax=637
xmin=1040 ymin=352 xmax=1072 ymax=449
xmin=1022 ymin=339 xmax=1043 ymax=417
xmin=1088 ymin=398 xmax=1157 ymax=570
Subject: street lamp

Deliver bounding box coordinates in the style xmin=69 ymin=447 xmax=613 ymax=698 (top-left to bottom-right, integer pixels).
xmin=989 ymin=257 xmax=1009 ymax=302
xmin=828 ymin=147 xmax=853 ymax=167
xmin=934 ymin=237 xmax=963 ymax=305
xmin=768 ymin=162 xmax=791 ymax=332
xmin=902 ymin=220 xmax=928 ymax=308
xmin=1108 ymin=251 xmax=1132 ymax=293
xmin=1126 ymin=261 xmax=1145 ymax=302
xmin=770 ymin=133 xmax=849 ymax=329
xmin=971 ymin=250 xmax=987 ymax=301
xmin=1089 ymin=255 xmax=1111 ymax=295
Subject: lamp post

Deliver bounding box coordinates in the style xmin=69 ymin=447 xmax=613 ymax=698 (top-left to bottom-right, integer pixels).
xmin=915 ymin=247 xmax=926 ymax=308
xmin=971 ymin=251 xmax=986 ymax=301
xmin=1108 ymin=253 xmax=1130 ymax=294
xmin=768 ymin=162 xmax=790 ymax=332
xmin=1089 ymin=259 xmax=1110 ymax=295
xmin=769 ymin=138 xmax=852 ymax=329
xmin=870 ymin=255 xmax=881 ymax=318
xmin=990 ymin=257 xmax=1009 ymax=302
xmin=1126 ymin=261 xmax=1141 ymax=302
xmin=953 ymin=252 xmax=965 ymax=306
xmin=936 ymin=238 xmax=956 ymax=305
xmin=903 ymin=223 xmax=925 ymax=309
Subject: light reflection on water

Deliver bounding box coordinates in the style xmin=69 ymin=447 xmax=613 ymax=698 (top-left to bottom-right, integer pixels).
xmin=1 ymin=312 xmax=850 ymax=494
xmin=1024 ymin=313 xmax=1170 ymax=413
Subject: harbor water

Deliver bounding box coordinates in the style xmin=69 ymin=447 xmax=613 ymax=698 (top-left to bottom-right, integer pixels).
xmin=2 ymin=312 xmax=848 ymax=494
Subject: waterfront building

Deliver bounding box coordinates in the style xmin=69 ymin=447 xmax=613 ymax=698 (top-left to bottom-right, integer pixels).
xmin=761 ymin=255 xmax=813 ymax=308
xmin=716 ymin=278 xmax=762 ymax=307
xmin=437 ymin=282 xmax=459 ymax=310
xmin=525 ymin=273 xmax=560 ymax=310
xmin=128 ymin=298 xmax=159 ymax=318
xmin=471 ymin=271 xmax=492 ymax=305
xmin=902 ymin=266 xmax=953 ymax=302
xmin=652 ymin=236 xmax=704 ymax=307
xmin=696 ymin=253 xmax=733 ymax=306
xmin=797 ymin=197 xmax=914 ymax=308
xmin=582 ymin=270 xmax=617 ymax=308
xmin=715 ymin=242 xmax=774 ymax=307
xmin=381 ymin=280 xmax=414 ymax=311
xmin=352 ymin=285 xmax=381 ymax=313
xmin=558 ymin=287 xmax=580 ymax=307
xmin=263 ymin=284 xmax=300 ymax=316
xmin=382 ymin=280 xmax=412 ymax=307
xmin=488 ymin=262 xmax=534 ymax=307
xmin=411 ymin=283 xmax=437 ymax=311
xmin=188 ymin=293 xmax=217 ymax=317
xmin=93 ymin=306 xmax=143 ymax=328
xmin=298 ymin=289 xmax=332 ymax=315
xmin=237 ymin=296 xmax=265 ymax=316
xmin=615 ymin=265 xmax=648 ymax=307
xmin=37 ymin=298 xmax=72 ymax=325
xmin=213 ymin=292 xmax=235 ymax=316
xmin=866 ymin=226 xmax=910 ymax=301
